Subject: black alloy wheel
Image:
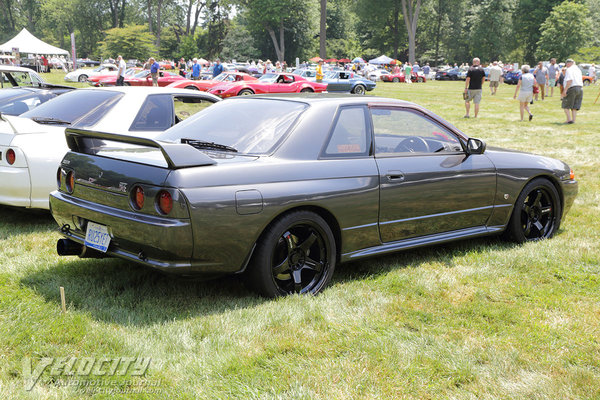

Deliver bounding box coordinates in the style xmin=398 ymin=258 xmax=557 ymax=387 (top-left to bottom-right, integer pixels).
xmin=505 ymin=178 xmax=561 ymax=242
xmin=246 ymin=211 xmax=336 ymax=297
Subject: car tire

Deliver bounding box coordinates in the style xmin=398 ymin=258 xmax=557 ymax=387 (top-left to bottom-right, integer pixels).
xmin=78 ymin=74 xmax=88 ymax=82
xmin=300 ymin=88 xmax=313 ymax=93
xmin=504 ymin=178 xmax=561 ymax=243
xmin=238 ymin=89 xmax=254 ymax=96
xmin=185 ymin=85 xmax=199 ymax=90
xmin=353 ymin=85 xmax=366 ymax=95
xmin=583 ymin=80 xmax=590 ymax=86
xmin=392 ymin=77 xmax=399 ymax=83
xmin=417 ymin=77 xmax=424 ymax=83
xmin=245 ymin=210 xmax=336 ymax=297
xmin=123 ymin=82 xmax=130 ymax=86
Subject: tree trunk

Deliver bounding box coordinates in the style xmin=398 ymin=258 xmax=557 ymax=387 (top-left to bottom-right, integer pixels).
xmin=401 ymin=0 xmax=421 ymax=64
xmin=266 ymin=22 xmax=284 ymax=63
xmin=434 ymin=0 xmax=443 ymax=65
xmin=191 ymin=1 xmax=204 ymax=36
xmin=186 ymin=0 xmax=192 ymax=34
xmin=119 ymin=0 xmax=126 ymax=28
xmin=156 ymin=0 xmax=163 ymax=52
xmin=392 ymin=2 xmax=399 ymax=60
xmin=319 ymin=0 xmax=326 ymax=59
xmin=147 ymin=0 xmax=153 ymax=34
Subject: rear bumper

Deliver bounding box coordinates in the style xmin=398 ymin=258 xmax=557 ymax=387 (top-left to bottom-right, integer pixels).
xmin=0 ymin=166 xmax=31 ymax=207
xmin=50 ymin=190 xmax=223 ymax=274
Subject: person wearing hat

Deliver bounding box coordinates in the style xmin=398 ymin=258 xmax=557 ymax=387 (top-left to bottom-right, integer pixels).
xmin=561 ymin=59 xmax=583 ymax=124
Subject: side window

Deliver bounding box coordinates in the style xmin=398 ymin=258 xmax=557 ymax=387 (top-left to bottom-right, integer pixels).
xmin=371 ymin=108 xmax=462 ymax=156
xmin=130 ymin=95 xmax=174 ymax=131
xmin=174 ymin=97 xmax=214 ymax=122
xmin=323 ymin=107 xmax=369 ymax=157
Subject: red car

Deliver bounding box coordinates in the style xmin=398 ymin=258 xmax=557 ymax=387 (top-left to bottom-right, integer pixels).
xmin=167 ymin=72 xmax=258 ymax=91
xmin=208 ymin=73 xmax=327 ymax=98
xmin=381 ymin=72 xmax=426 ymax=83
xmin=88 ymin=68 xmax=142 ymax=87
xmin=122 ymin=70 xmax=186 ymax=87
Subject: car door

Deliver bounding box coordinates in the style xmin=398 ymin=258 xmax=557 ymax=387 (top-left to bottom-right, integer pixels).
xmin=270 ymin=74 xmax=295 ymax=93
xmin=371 ymin=106 xmax=497 ymax=242
xmin=326 ymin=73 xmax=344 ymax=92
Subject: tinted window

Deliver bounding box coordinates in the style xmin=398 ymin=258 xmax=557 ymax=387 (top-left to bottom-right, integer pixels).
xmin=21 ymin=90 xmax=123 ymax=127
xmin=0 ymin=91 xmax=55 ymax=115
xmin=130 ymin=95 xmax=174 ymax=131
xmin=158 ymin=98 xmax=307 ymax=154
xmin=173 ymin=97 xmax=213 ymax=122
xmin=324 ymin=107 xmax=369 ymax=156
xmin=371 ymin=108 xmax=462 ymax=155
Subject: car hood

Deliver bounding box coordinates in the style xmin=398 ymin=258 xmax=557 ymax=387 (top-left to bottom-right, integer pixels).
xmin=485 ymin=146 xmax=571 ymax=177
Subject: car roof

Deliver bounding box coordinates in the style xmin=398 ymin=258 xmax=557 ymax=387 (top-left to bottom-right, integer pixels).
xmin=227 ymin=93 xmax=415 ymax=108
xmin=0 ymin=65 xmax=42 ymax=74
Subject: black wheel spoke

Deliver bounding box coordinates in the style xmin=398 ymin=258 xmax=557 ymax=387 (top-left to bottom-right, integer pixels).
xmin=533 ymin=191 xmax=543 ymax=207
xmin=523 ymin=219 xmax=532 ymax=236
xmin=292 ymin=270 xmax=303 ymax=293
xmin=298 ymin=232 xmax=317 ymax=253
xmin=534 ymin=221 xmax=545 ymax=235
xmin=303 ymin=257 xmax=322 ymax=272
xmin=273 ymin=258 xmax=290 ymax=275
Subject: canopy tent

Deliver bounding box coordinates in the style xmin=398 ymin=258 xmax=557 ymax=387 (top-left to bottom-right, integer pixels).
xmin=324 ymin=58 xmax=338 ymax=62
xmin=0 ymin=28 xmax=69 ymax=55
xmin=352 ymin=57 xmax=365 ymax=63
xmin=368 ymin=55 xmax=394 ymax=65
xmin=338 ymin=58 xmax=351 ymax=63
xmin=309 ymin=56 xmax=323 ymax=62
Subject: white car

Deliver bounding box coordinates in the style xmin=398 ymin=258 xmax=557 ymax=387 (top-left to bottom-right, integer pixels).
xmin=368 ymin=69 xmax=391 ymax=81
xmin=1 ymin=65 xmax=45 ymax=88
xmin=64 ymin=64 xmax=119 ymax=83
xmin=0 ymin=87 xmax=220 ymax=209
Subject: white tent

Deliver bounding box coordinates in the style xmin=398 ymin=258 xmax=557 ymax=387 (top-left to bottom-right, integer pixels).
xmin=368 ymin=55 xmax=394 ymax=65
xmin=0 ymin=28 xmax=69 ymax=55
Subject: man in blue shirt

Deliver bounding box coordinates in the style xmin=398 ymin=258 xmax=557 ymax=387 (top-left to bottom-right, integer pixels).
xmin=149 ymin=57 xmax=160 ymax=87
xmin=212 ymin=59 xmax=223 ymax=78
xmin=191 ymin=58 xmax=201 ymax=80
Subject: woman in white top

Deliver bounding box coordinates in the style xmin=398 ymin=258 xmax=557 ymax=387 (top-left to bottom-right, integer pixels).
xmin=513 ymin=65 xmax=538 ymax=121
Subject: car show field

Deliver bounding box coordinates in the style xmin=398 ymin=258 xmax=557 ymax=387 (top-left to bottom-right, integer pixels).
xmin=1 ymin=71 xmax=599 ymax=398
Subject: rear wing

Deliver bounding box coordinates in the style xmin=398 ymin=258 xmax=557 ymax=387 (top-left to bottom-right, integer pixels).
xmin=65 ymin=128 xmax=217 ymax=169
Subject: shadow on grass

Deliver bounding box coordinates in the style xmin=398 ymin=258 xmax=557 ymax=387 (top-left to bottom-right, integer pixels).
xmin=20 ymin=234 xmax=529 ymax=327
xmin=21 ymin=257 xmax=264 ymax=326
xmin=0 ymin=205 xmax=55 ymax=238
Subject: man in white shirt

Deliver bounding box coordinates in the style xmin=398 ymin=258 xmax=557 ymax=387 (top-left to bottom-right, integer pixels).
xmin=589 ymin=64 xmax=596 ymax=84
xmin=116 ymin=55 xmax=126 ymax=86
xmin=488 ymin=61 xmax=503 ymax=95
xmin=561 ymin=59 xmax=583 ymax=124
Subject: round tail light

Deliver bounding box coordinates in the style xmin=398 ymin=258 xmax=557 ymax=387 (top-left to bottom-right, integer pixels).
xmin=133 ymin=186 xmax=145 ymax=210
xmin=65 ymin=171 xmax=75 ymax=193
xmin=6 ymin=149 xmax=16 ymax=165
xmin=157 ymin=190 xmax=173 ymax=215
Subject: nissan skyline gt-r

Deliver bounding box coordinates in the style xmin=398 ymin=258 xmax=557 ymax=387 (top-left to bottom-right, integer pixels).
xmin=380 ymin=71 xmax=426 ymax=83
xmin=322 ymin=71 xmax=376 ymax=94
xmin=64 ymin=64 xmax=118 ymax=83
xmin=166 ymin=72 xmax=258 ymax=91
xmin=0 ymin=87 xmax=219 ymax=209
xmin=49 ymin=95 xmax=577 ymax=298
xmin=123 ymin=70 xmax=186 ymax=87
xmin=0 ymin=85 xmax=74 ymax=115
xmin=207 ymin=73 xmax=327 ymax=98
xmin=87 ymin=68 xmax=142 ymax=87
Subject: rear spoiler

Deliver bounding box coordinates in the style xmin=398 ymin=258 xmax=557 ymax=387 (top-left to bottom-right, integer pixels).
xmin=65 ymin=128 xmax=217 ymax=169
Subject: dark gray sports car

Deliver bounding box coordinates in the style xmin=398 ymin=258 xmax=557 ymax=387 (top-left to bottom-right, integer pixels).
xmin=50 ymin=95 xmax=578 ymax=297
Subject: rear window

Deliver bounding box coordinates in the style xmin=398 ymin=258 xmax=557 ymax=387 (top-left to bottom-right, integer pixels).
xmin=21 ymin=90 xmax=123 ymax=127
xmin=157 ymin=98 xmax=307 ymax=154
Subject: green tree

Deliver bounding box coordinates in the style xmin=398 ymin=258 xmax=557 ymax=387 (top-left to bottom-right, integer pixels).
xmin=536 ymin=0 xmax=592 ymax=61
xmin=220 ymin=21 xmax=260 ymax=60
xmin=468 ymin=0 xmax=514 ymax=62
xmin=238 ymin=0 xmax=317 ymax=62
xmin=100 ymin=24 xmax=156 ymax=60
xmin=513 ymin=0 xmax=561 ymax=63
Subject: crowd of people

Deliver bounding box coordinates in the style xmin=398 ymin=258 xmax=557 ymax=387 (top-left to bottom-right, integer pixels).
xmin=463 ymin=57 xmax=595 ymax=124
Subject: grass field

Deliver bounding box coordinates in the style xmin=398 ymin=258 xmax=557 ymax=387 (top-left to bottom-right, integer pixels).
xmin=1 ymin=71 xmax=600 ymax=399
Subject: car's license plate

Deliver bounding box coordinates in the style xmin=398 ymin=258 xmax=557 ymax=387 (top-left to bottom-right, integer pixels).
xmin=84 ymin=222 xmax=111 ymax=253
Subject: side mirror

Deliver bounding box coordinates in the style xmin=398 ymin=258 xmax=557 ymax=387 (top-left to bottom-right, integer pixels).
xmin=467 ymin=138 xmax=486 ymax=154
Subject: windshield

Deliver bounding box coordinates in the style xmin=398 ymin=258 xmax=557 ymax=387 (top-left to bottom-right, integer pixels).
xmin=324 ymin=71 xmax=338 ymax=79
xmin=157 ymin=98 xmax=307 ymax=154
xmin=258 ymin=73 xmax=277 ymax=83
xmin=21 ymin=90 xmax=123 ymax=127
xmin=134 ymin=70 xmax=149 ymax=78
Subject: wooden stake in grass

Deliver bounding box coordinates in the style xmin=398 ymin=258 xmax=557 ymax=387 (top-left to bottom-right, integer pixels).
xmin=60 ymin=286 xmax=66 ymax=313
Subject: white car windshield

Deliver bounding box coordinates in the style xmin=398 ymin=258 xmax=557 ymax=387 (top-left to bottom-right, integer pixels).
xmin=258 ymin=74 xmax=278 ymax=83
xmin=157 ymin=98 xmax=307 ymax=155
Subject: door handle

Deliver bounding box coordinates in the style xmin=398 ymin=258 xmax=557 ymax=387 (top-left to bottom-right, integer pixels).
xmin=386 ymin=171 xmax=405 ymax=182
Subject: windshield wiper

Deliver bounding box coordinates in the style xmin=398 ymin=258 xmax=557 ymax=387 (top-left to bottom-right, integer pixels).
xmin=181 ymin=138 xmax=237 ymax=153
xmin=31 ymin=117 xmax=72 ymax=125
